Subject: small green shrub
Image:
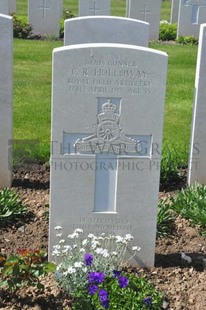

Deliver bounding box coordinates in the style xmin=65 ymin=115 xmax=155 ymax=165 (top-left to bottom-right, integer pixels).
xmin=12 ymin=14 xmax=33 ymax=39
xmin=0 ymin=249 xmax=56 ymax=293
xmin=63 ymin=8 xmax=75 ymax=20
xmin=160 ymin=153 xmax=182 ymax=190
xmin=0 ymin=188 xmax=27 ymax=221
xmin=170 ymin=183 xmax=206 ymax=235
xmin=157 ymin=198 xmax=175 ymax=238
xmin=159 ymin=21 xmax=177 ymax=41
xmin=176 ymin=35 xmax=198 ymax=45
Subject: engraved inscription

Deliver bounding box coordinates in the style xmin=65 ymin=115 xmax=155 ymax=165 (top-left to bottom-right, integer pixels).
xmin=38 ymin=0 xmax=50 ymax=18
xmin=139 ymin=4 xmax=151 ymax=22
xmin=89 ymin=1 xmax=101 ymax=15
xmin=72 ymin=217 xmax=133 ymax=234
xmin=66 ymin=57 xmax=152 ymax=95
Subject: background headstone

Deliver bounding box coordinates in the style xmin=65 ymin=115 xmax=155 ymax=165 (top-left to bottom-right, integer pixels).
xmin=188 ymin=24 xmax=206 ymax=185
xmin=177 ymin=0 xmax=206 ymax=38
xmin=64 ymin=16 xmax=149 ymax=47
xmin=49 ymin=43 xmax=168 ymax=267
xmin=10 ymin=0 xmax=17 ymax=13
xmin=0 ymin=14 xmax=13 ymax=188
xmin=0 ymin=0 xmax=10 ymax=15
xmin=28 ymin=0 xmax=61 ymax=36
xmin=79 ymin=0 xmax=110 ymax=16
xmin=126 ymin=0 xmax=161 ymax=40
xmin=170 ymin=0 xmax=180 ymax=23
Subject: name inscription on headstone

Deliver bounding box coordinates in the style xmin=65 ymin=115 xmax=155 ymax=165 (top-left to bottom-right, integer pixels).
xmin=66 ymin=58 xmax=151 ymax=96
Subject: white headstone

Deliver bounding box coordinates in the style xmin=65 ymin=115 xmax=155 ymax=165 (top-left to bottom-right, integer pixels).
xmin=10 ymin=0 xmax=17 ymax=14
xmin=28 ymin=0 xmax=61 ymax=36
xmin=0 ymin=0 xmax=10 ymax=14
xmin=170 ymin=0 xmax=180 ymax=23
xmin=64 ymin=16 xmax=149 ymax=47
xmin=49 ymin=43 xmax=168 ymax=267
xmin=79 ymin=0 xmax=110 ymax=16
xmin=0 ymin=14 xmax=13 ymax=188
xmin=177 ymin=0 xmax=206 ymax=38
xmin=188 ymin=24 xmax=206 ymax=185
xmin=126 ymin=0 xmax=161 ymax=40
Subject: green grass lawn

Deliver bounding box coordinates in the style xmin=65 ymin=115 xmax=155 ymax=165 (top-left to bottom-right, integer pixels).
xmin=13 ymin=0 xmax=197 ymax=166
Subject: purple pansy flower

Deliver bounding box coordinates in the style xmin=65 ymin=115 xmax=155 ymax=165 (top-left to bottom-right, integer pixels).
xmin=99 ymin=289 xmax=109 ymax=308
xmin=143 ymin=297 xmax=152 ymax=307
xmin=113 ymin=270 xmax=121 ymax=278
xmin=88 ymin=284 xmax=98 ymax=295
xmin=89 ymin=271 xmax=105 ymax=284
xmin=99 ymin=289 xmax=108 ymax=302
xmin=84 ymin=253 xmax=94 ymax=266
xmin=118 ymin=276 xmax=129 ymax=288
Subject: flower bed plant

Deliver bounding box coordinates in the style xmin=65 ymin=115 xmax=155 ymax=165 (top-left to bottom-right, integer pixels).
xmin=52 ymin=228 xmax=163 ymax=309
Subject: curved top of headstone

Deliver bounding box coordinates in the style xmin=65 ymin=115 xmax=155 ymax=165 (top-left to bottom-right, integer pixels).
xmin=0 ymin=13 xmax=13 ymax=20
xmin=64 ymin=16 xmax=149 ymax=47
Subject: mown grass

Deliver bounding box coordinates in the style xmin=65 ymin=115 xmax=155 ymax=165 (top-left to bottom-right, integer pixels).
xmin=14 ymin=39 xmax=62 ymax=161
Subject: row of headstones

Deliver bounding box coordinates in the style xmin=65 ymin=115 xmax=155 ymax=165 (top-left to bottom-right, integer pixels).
xmin=1 ymin=11 xmax=205 ymax=267
xmin=0 ymin=0 xmax=16 ymax=14
xmin=171 ymin=0 xmax=206 ymax=38
xmin=0 ymin=0 xmax=162 ymax=40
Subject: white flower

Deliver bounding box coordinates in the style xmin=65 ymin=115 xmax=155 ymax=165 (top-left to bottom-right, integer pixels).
xmin=111 ymin=251 xmax=118 ymax=256
xmin=132 ymin=246 xmax=141 ymax=252
xmin=74 ymin=228 xmax=83 ymax=234
xmin=74 ymin=261 xmax=84 ymax=268
xmin=88 ymin=233 xmax=95 ymax=239
xmin=125 ymin=234 xmax=134 ymax=241
xmin=80 ymin=248 xmax=86 ymax=253
xmin=67 ymin=267 xmax=76 ymax=274
xmin=52 ymin=249 xmax=61 ymax=256
xmin=63 ymin=245 xmax=72 ymax=250
xmin=95 ymin=248 xmax=104 ymax=254
xmin=68 ymin=232 xmax=79 ymax=239
xmin=59 ymin=239 xmax=66 ymax=244
xmin=102 ymin=249 xmax=110 ymax=258
xmin=53 ymin=245 xmax=61 ymax=250
xmin=82 ymin=239 xmax=88 ymax=246
xmin=56 ymin=233 xmax=63 ymax=238
xmin=55 ymin=226 xmax=62 ymax=230
xmin=91 ymin=240 xmax=100 ymax=249
xmin=160 ymin=20 xmax=169 ymax=24
xmin=115 ymin=236 xmax=124 ymax=243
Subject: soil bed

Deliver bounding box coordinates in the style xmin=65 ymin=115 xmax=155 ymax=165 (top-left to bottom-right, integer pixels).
xmin=0 ymin=165 xmax=206 ymax=310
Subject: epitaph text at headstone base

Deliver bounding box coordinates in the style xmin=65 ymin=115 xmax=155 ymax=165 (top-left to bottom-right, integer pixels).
xmin=126 ymin=0 xmax=161 ymax=40
xmin=188 ymin=24 xmax=206 ymax=184
xmin=64 ymin=16 xmax=149 ymax=47
xmin=79 ymin=0 xmax=110 ymax=16
xmin=177 ymin=0 xmax=206 ymax=37
xmin=49 ymin=43 xmax=168 ymax=267
xmin=170 ymin=0 xmax=180 ymax=23
xmin=0 ymin=14 xmax=13 ymax=188
xmin=28 ymin=0 xmax=61 ymax=36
